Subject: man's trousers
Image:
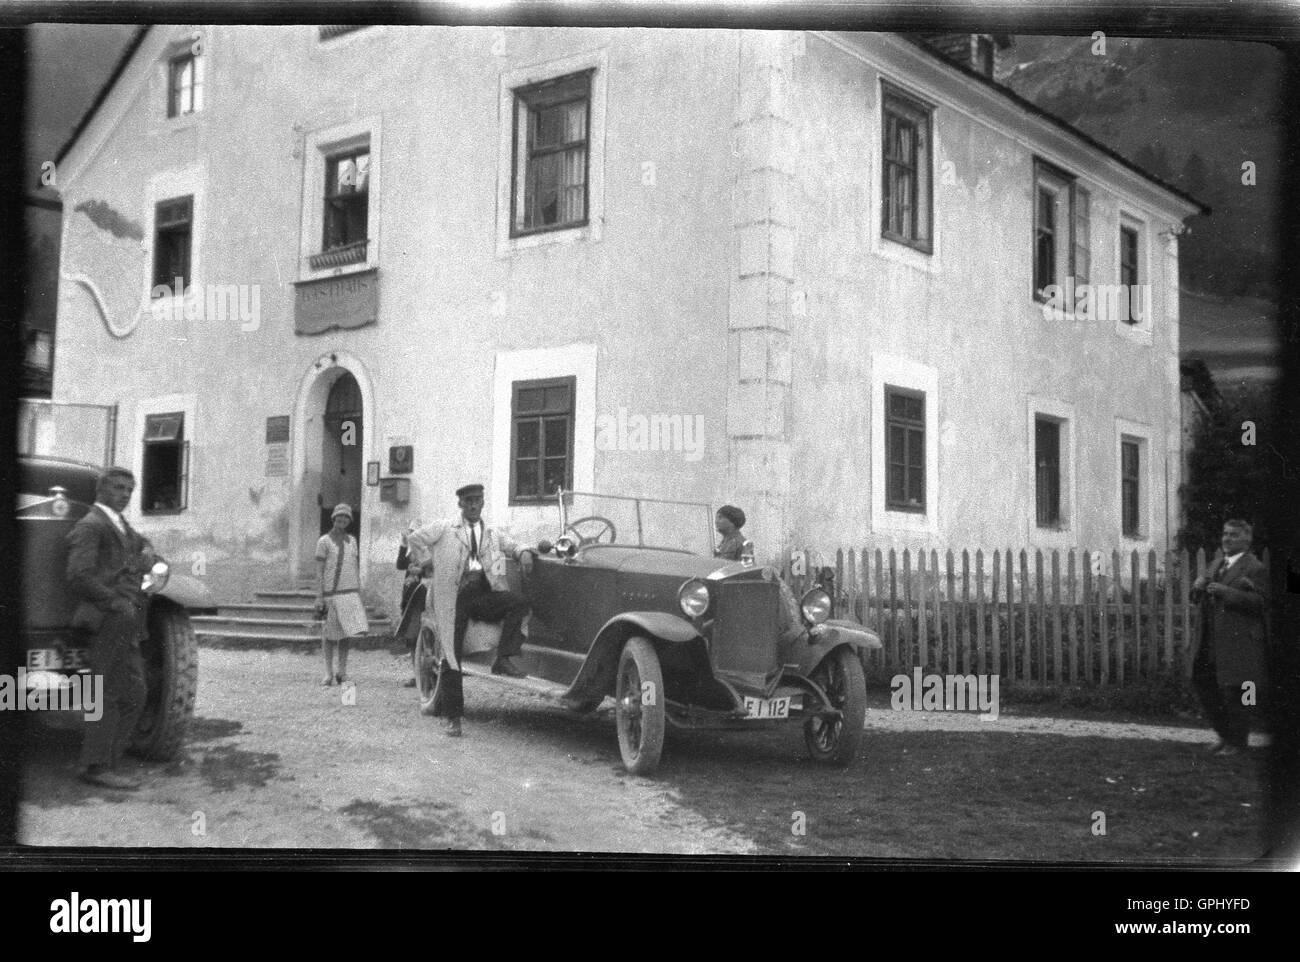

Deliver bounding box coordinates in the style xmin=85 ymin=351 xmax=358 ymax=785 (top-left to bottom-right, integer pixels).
xmin=431 ymin=576 xmax=530 ymax=719
xmin=80 ymin=609 xmax=147 ymax=770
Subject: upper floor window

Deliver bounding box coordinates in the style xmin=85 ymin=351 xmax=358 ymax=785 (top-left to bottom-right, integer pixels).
xmin=167 ymin=51 xmax=204 ymax=118
xmin=885 ymin=387 xmax=926 ymax=513
xmin=152 ymin=196 xmax=193 ymax=292
xmin=1033 ymin=159 xmax=1089 ymax=302
xmin=511 ymin=71 xmax=591 ymax=236
xmin=510 ymin=377 xmax=575 ymax=503
xmin=1119 ymin=222 xmax=1143 ymax=324
xmin=881 ymin=84 xmax=933 ymax=252
xmin=316 ymin=148 xmax=370 ymax=267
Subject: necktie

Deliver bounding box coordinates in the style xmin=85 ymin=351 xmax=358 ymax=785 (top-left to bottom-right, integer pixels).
xmin=470 ymin=524 xmax=478 ymax=560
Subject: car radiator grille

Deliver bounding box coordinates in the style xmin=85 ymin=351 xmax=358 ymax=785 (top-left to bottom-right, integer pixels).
xmin=711 ymin=580 xmax=781 ymax=682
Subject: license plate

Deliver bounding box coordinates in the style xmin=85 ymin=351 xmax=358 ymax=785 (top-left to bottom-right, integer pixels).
xmin=743 ymin=696 xmax=791 ymax=720
xmin=26 ymin=648 xmax=89 ymax=671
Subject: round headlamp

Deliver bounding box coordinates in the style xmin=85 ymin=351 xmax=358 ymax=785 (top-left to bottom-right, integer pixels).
xmin=678 ymin=579 xmax=710 ymax=618
xmin=800 ymin=587 xmax=832 ymax=625
xmin=142 ymin=560 xmax=170 ymax=594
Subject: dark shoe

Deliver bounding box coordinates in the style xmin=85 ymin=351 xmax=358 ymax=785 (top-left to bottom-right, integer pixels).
xmin=492 ymin=657 xmax=527 ymax=678
xmin=80 ymin=768 xmax=141 ymax=791
xmin=442 ymin=717 xmax=462 ymax=737
xmin=402 ymin=677 xmax=417 ymax=688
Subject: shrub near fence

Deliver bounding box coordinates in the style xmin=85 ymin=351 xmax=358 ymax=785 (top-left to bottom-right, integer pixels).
xmin=782 ymin=547 xmax=1269 ymax=688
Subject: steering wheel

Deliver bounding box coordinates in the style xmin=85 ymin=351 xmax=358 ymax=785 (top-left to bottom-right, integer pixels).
xmin=563 ymin=515 xmax=617 ymax=547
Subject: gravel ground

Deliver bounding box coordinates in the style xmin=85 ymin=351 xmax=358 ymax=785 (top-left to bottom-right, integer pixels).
xmin=18 ymin=646 xmax=1264 ymax=862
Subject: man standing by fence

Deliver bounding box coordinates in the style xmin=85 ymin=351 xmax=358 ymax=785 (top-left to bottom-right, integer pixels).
xmin=1190 ymin=519 xmax=1269 ymax=756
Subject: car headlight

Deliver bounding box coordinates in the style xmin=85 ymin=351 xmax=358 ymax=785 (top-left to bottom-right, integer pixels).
xmin=142 ymin=560 xmax=170 ymax=594
xmin=678 ymin=579 xmax=710 ymax=618
xmin=800 ymin=587 xmax=831 ymax=625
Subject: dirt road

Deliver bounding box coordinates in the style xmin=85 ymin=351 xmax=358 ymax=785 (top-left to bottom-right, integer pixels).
xmin=18 ymin=647 xmax=1266 ymax=862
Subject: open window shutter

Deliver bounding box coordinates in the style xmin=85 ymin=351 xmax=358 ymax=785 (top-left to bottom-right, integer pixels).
xmin=180 ymin=440 xmax=191 ymax=510
xmin=1072 ymin=185 xmax=1090 ymax=310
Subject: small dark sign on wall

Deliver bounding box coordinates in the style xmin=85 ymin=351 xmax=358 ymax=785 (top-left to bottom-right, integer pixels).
xmin=266 ymin=415 xmax=291 ymax=444
xmin=389 ymin=445 xmax=413 ymax=474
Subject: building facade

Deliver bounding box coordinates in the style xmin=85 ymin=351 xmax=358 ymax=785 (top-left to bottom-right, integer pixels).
xmin=50 ymin=25 xmax=1204 ymax=606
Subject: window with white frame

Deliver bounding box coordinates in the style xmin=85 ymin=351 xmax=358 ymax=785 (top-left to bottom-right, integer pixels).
xmin=167 ymin=48 xmax=204 ymax=118
xmin=320 ymin=147 xmax=370 ymax=263
xmin=1033 ymin=159 xmax=1089 ymax=304
xmin=298 ymin=118 xmax=380 ymax=277
xmin=1035 ymin=416 xmax=1063 ymax=528
xmin=880 ymin=83 xmax=934 ymax=253
xmin=510 ymin=71 xmax=592 ymax=237
xmin=142 ymin=412 xmax=189 ymax=514
xmin=1119 ymin=217 xmax=1146 ymax=325
xmin=152 ymin=196 xmax=193 ymax=292
xmin=1117 ymin=431 xmax=1152 ymax=540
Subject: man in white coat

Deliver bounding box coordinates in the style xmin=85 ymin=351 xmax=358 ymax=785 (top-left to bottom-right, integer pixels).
xmin=405 ymin=483 xmax=535 ymax=736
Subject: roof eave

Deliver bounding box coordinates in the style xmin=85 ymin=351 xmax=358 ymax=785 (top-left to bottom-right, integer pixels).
xmin=901 ymin=35 xmax=1211 ymax=218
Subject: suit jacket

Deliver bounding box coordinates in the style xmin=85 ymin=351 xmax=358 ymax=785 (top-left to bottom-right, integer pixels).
xmin=65 ymin=505 xmax=154 ymax=637
xmin=404 ymin=517 xmax=526 ymax=670
xmin=1190 ymin=550 xmax=1269 ymax=686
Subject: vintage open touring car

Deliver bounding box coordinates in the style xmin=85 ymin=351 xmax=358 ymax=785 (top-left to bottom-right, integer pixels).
xmin=17 ymin=455 xmax=215 ymax=760
xmin=409 ymin=490 xmax=879 ymax=775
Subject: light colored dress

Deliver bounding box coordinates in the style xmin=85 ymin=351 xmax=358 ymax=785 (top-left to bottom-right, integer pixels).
xmin=315 ymin=533 xmax=369 ymax=641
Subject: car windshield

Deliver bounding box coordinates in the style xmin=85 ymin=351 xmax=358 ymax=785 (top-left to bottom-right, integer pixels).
xmin=557 ymin=491 xmax=717 ymax=555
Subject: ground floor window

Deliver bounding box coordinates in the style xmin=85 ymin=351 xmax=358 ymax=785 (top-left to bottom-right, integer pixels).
xmin=510 ymin=376 xmax=575 ymax=503
xmin=142 ymin=412 xmax=188 ymax=513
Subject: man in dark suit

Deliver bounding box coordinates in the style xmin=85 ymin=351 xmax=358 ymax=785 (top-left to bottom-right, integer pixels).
xmin=65 ymin=467 xmax=156 ymax=790
xmin=1190 ymin=519 xmax=1269 ymax=756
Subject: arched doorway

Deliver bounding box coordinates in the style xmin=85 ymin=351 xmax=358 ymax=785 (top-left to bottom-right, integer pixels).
xmin=320 ymin=372 xmax=362 ymax=538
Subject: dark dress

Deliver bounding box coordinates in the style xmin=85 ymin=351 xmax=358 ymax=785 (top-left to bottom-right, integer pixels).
xmin=715 ymin=533 xmax=746 ymax=561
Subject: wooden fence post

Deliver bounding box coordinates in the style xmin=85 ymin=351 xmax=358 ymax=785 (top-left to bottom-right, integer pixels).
xmin=1019 ymin=550 xmax=1030 ymax=684
xmin=1050 ymin=549 xmax=1062 ymax=684
xmin=888 ymin=548 xmax=900 ymax=668
xmin=975 ymin=550 xmax=986 ymax=676
xmin=1081 ymin=551 xmax=1094 ymax=684
xmin=990 ymin=550 xmax=1001 ymax=679
xmin=1034 ymin=550 xmax=1046 ymax=684
xmin=1066 ymin=550 xmax=1078 ymax=683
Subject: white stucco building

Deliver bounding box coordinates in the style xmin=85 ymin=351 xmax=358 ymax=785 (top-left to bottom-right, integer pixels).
xmin=49 ymin=25 xmax=1205 ymax=606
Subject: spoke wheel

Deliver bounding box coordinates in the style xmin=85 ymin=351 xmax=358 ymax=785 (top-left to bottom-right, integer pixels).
xmin=803 ymin=646 xmax=866 ymax=767
xmin=614 ymin=636 xmax=665 ymax=775
xmin=415 ymin=626 xmax=442 ymax=717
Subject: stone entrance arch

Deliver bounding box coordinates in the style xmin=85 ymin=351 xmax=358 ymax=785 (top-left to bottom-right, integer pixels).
xmin=290 ymin=352 xmax=376 ymax=583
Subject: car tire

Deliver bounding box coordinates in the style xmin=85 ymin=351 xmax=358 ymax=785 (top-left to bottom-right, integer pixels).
xmin=803 ymin=645 xmax=866 ymax=767
xmin=415 ymin=626 xmax=441 ymax=717
xmin=130 ymin=605 xmax=198 ymax=762
xmin=615 ymin=636 xmax=665 ymax=776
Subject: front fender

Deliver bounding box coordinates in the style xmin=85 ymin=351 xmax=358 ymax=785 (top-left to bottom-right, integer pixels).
xmin=563 ymin=611 xmax=702 ymax=703
xmin=793 ymin=621 xmax=880 ymax=678
xmin=156 ymin=572 xmax=217 ymax=613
